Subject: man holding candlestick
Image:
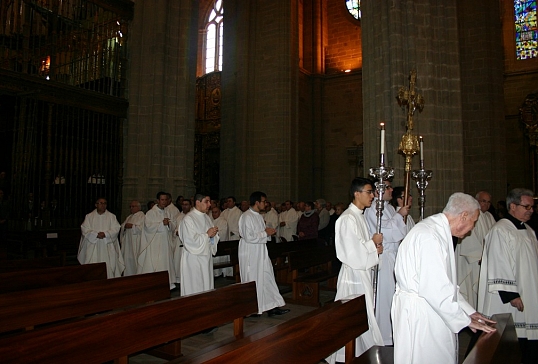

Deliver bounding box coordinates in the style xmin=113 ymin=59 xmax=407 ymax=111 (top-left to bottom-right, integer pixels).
xmin=365 ymin=179 xmax=410 ymax=345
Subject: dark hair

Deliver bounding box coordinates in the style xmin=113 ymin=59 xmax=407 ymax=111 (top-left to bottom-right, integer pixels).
xmin=390 ymin=186 xmax=406 ymax=208
xmin=227 ymin=196 xmax=237 ymax=203
xmin=305 ymin=201 xmax=315 ymax=209
xmin=249 ymin=191 xmax=267 ymax=206
xmin=349 ymin=177 xmax=373 ymax=198
xmin=156 ymin=191 xmax=167 ymax=200
xmin=194 ymin=194 xmax=206 ymax=203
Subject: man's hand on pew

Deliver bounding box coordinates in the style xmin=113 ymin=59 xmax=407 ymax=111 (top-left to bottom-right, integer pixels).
xmin=469 ymin=312 xmax=496 ymax=334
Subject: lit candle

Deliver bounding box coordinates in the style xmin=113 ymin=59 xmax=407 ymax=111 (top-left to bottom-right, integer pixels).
xmin=380 ymin=123 xmax=385 ymax=155
xmin=419 ymin=136 xmax=424 ymax=162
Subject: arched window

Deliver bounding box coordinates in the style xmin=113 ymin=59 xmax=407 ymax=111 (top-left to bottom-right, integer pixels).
xmin=205 ymin=0 xmax=224 ymax=74
xmin=346 ymin=0 xmax=361 ymax=21
xmin=515 ymin=0 xmax=537 ymax=60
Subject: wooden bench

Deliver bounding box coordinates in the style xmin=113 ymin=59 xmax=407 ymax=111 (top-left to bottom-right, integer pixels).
xmin=353 ymin=313 xmax=519 ymax=364
xmin=0 ymin=262 xmax=107 ymax=294
xmin=172 ymin=294 xmax=368 ymax=364
xmin=213 ymin=240 xmax=239 ymax=282
xmin=266 ymin=238 xmax=320 ymax=285
xmin=0 ymin=270 xmax=170 ymax=334
xmin=287 ymin=246 xmax=338 ymax=306
xmin=0 ymin=255 xmax=64 ymax=272
xmin=0 ymin=282 xmax=258 ymax=364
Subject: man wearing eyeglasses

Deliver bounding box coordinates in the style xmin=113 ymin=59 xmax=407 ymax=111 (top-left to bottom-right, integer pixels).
xmin=455 ymin=191 xmax=496 ymax=309
xmin=478 ymin=188 xmax=538 ymax=364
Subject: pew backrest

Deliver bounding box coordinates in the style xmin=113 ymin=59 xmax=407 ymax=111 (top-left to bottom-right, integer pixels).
xmin=0 ymin=255 xmax=63 ymax=272
xmin=287 ymin=246 xmax=336 ymax=272
xmin=178 ymin=294 xmax=368 ymax=364
xmin=0 ymin=270 xmax=170 ymax=334
xmin=0 ymin=262 xmax=107 ymax=294
xmin=462 ymin=313 xmax=520 ymax=364
xmin=0 ymin=282 xmax=258 ymax=364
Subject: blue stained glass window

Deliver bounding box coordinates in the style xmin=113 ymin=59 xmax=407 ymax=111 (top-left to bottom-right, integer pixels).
xmin=515 ymin=0 xmax=538 ymax=60
xmin=346 ymin=0 xmax=361 ymax=21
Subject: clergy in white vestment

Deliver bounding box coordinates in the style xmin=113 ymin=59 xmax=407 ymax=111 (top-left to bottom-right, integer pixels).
xmin=264 ymin=202 xmax=279 ymax=234
xmin=390 ymin=186 xmax=416 ymax=233
xmin=239 ymin=191 xmax=290 ymax=317
xmin=173 ymin=210 xmax=187 ymax=284
xmin=478 ymin=188 xmax=538 ymax=364
xmin=455 ymin=191 xmax=495 ymax=309
xmin=364 ymin=180 xmax=408 ymax=346
xmin=78 ymin=198 xmax=124 ymax=278
xmin=137 ymin=192 xmax=177 ymax=289
xmin=278 ymin=200 xmax=298 ymax=242
xmin=179 ymin=194 xmax=219 ymax=296
xmin=120 ymin=200 xmax=145 ymax=276
xmin=392 ymin=193 xmax=495 ymax=364
xmin=211 ymin=206 xmax=230 ymax=277
xmin=220 ymin=196 xmax=242 ymax=240
xmin=327 ymin=178 xmax=384 ymax=363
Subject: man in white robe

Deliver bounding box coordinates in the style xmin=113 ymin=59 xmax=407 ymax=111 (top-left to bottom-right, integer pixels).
xmin=390 ymin=186 xmax=415 ymax=232
xmin=220 ymin=196 xmax=242 ymax=240
xmin=456 ymin=191 xmax=495 ymax=309
xmin=392 ymin=192 xmax=495 ymax=364
xmin=264 ymin=201 xmax=279 ymax=231
xmin=239 ymin=191 xmax=290 ymax=316
xmin=327 ymin=177 xmax=384 ymax=363
xmin=179 ymin=194 xmax=219 ymax=296
xmin=478 ymin=188 xmax=538 ymax=364
xmin=211 ymin=206 xmax=230 ymax=277
xmin=120 ymin=200 xmax=145 ymax=276
xmin=137 ymin=192 xmax=177 ymax=289
xmin=78 ymin=198 xmax=124 ymax=278
xmin=278 ymin=200 xmax=298 ymax=242
xmin=365 ymin=180 xmax=408 ymax=346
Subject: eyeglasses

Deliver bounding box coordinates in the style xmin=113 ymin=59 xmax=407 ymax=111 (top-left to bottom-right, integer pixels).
xmin=358 ymin=190 xmax=374 ymax=195
xmin=516 ymin=204 xmax=533 ymax=211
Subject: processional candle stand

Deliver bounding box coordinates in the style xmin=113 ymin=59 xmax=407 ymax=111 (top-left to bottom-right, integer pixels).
xmin=369 ymin=123 xmax=394 ymax=313
xmin=412 ymin=136 xmax=433 ymax=221
xmin=397 ymin=69 xmax=425 ymax=222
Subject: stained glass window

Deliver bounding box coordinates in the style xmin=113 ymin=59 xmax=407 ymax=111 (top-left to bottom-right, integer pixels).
xmin=346 ymin=0 xmax=361 ymax=21
xmin=205 ymin=0 xmax=224 ymax=74
xmin=515 ymin=0 xmax=538 ymax=60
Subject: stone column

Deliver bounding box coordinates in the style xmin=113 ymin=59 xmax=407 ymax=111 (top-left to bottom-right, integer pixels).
xmin=221 ymin=0 xmax=299 ymax=203
xmin=122 ymin=0 xmax=198 ymax=218
xmin=362 ymin=0 xmax=465 ymax=215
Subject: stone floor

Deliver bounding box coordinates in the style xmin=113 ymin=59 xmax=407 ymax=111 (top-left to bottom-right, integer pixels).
xmin=128 ymin=276 xmax=473 ymax=364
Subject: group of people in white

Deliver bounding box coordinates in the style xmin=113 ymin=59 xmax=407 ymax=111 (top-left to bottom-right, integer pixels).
xmin=77 ymin=180 xmax=538 ymax=363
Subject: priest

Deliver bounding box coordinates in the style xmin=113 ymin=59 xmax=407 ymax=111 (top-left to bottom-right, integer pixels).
xmin=137 ymin=192 xmax=177 ymax=289
xmin=179 ymin=194 xmax=219 ymax=296
xmin=120 ymin=200 xmax=145 ymax=276
xmin=392 ymin=193 xmax=495 ymax=364
xmin=478 ymin=188 xmax=538 ymax=364
xmin=78 ymin=198 xmax=124 ymax=278
xmin=327 ymin=177 xmax=384 ymax=363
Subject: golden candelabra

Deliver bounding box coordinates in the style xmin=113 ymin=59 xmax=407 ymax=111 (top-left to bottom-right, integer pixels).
xmin=397 ymin=70 xmax=425 ymax=217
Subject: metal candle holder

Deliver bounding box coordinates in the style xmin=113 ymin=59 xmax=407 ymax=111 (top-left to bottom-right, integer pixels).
xmin=368 ymin=153 xmax=394 ymax=313
xmin=411 ymin=160 xmax=433 ymax=221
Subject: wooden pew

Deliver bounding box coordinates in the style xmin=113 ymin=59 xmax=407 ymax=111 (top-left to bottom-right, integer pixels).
xmin=213 ymin=240 xmax=239 ymax=282
xmin=0 ymin=270 xmax=170 ymax=334
xmin=0 ymin=262 xmax=107 ymax=294
xmin=0 ymin=255 xmax=64 ymax=272
xmin=173 ymin=294 xmax=368 ymax=364
xmin=353 ymin=313 xmax=519 ymax=364
xmin=462 ymin=313 xmax=520 ymax=364
xmin=266 ymin=238 xmax=321 ymax=285
xmin=287 ymin=246 xmax=338 ymax=306
xmin=0 ymin=282 xmax=258 ymax=364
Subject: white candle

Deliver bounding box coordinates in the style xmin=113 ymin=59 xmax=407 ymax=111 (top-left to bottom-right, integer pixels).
xmin=419 ymin=136 xmax=424 ymax=161
xmin=380 ymin=123 xmax=385 ymax=155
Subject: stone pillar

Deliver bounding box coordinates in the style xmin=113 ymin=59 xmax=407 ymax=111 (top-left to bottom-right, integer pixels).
xmin=457 ymin=0 xmax=507 ymax=202
xmin=221 ymin=0 xmax=299 ymax=203
xmin=122 ymin=0 xmax=198 ymax=218
xmin=362 ymin=0 xmax=465 ymax=215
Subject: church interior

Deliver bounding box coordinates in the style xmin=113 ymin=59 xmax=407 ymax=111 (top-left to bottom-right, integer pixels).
xmin=0 ymin=0 xmax=537 ymax=232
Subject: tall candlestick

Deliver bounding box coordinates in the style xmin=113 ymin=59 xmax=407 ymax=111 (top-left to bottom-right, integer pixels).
xmin=418 ymin=136 xmax=424 ymax=162
xmin=380 ymin=123 xmax=385 ymax=155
